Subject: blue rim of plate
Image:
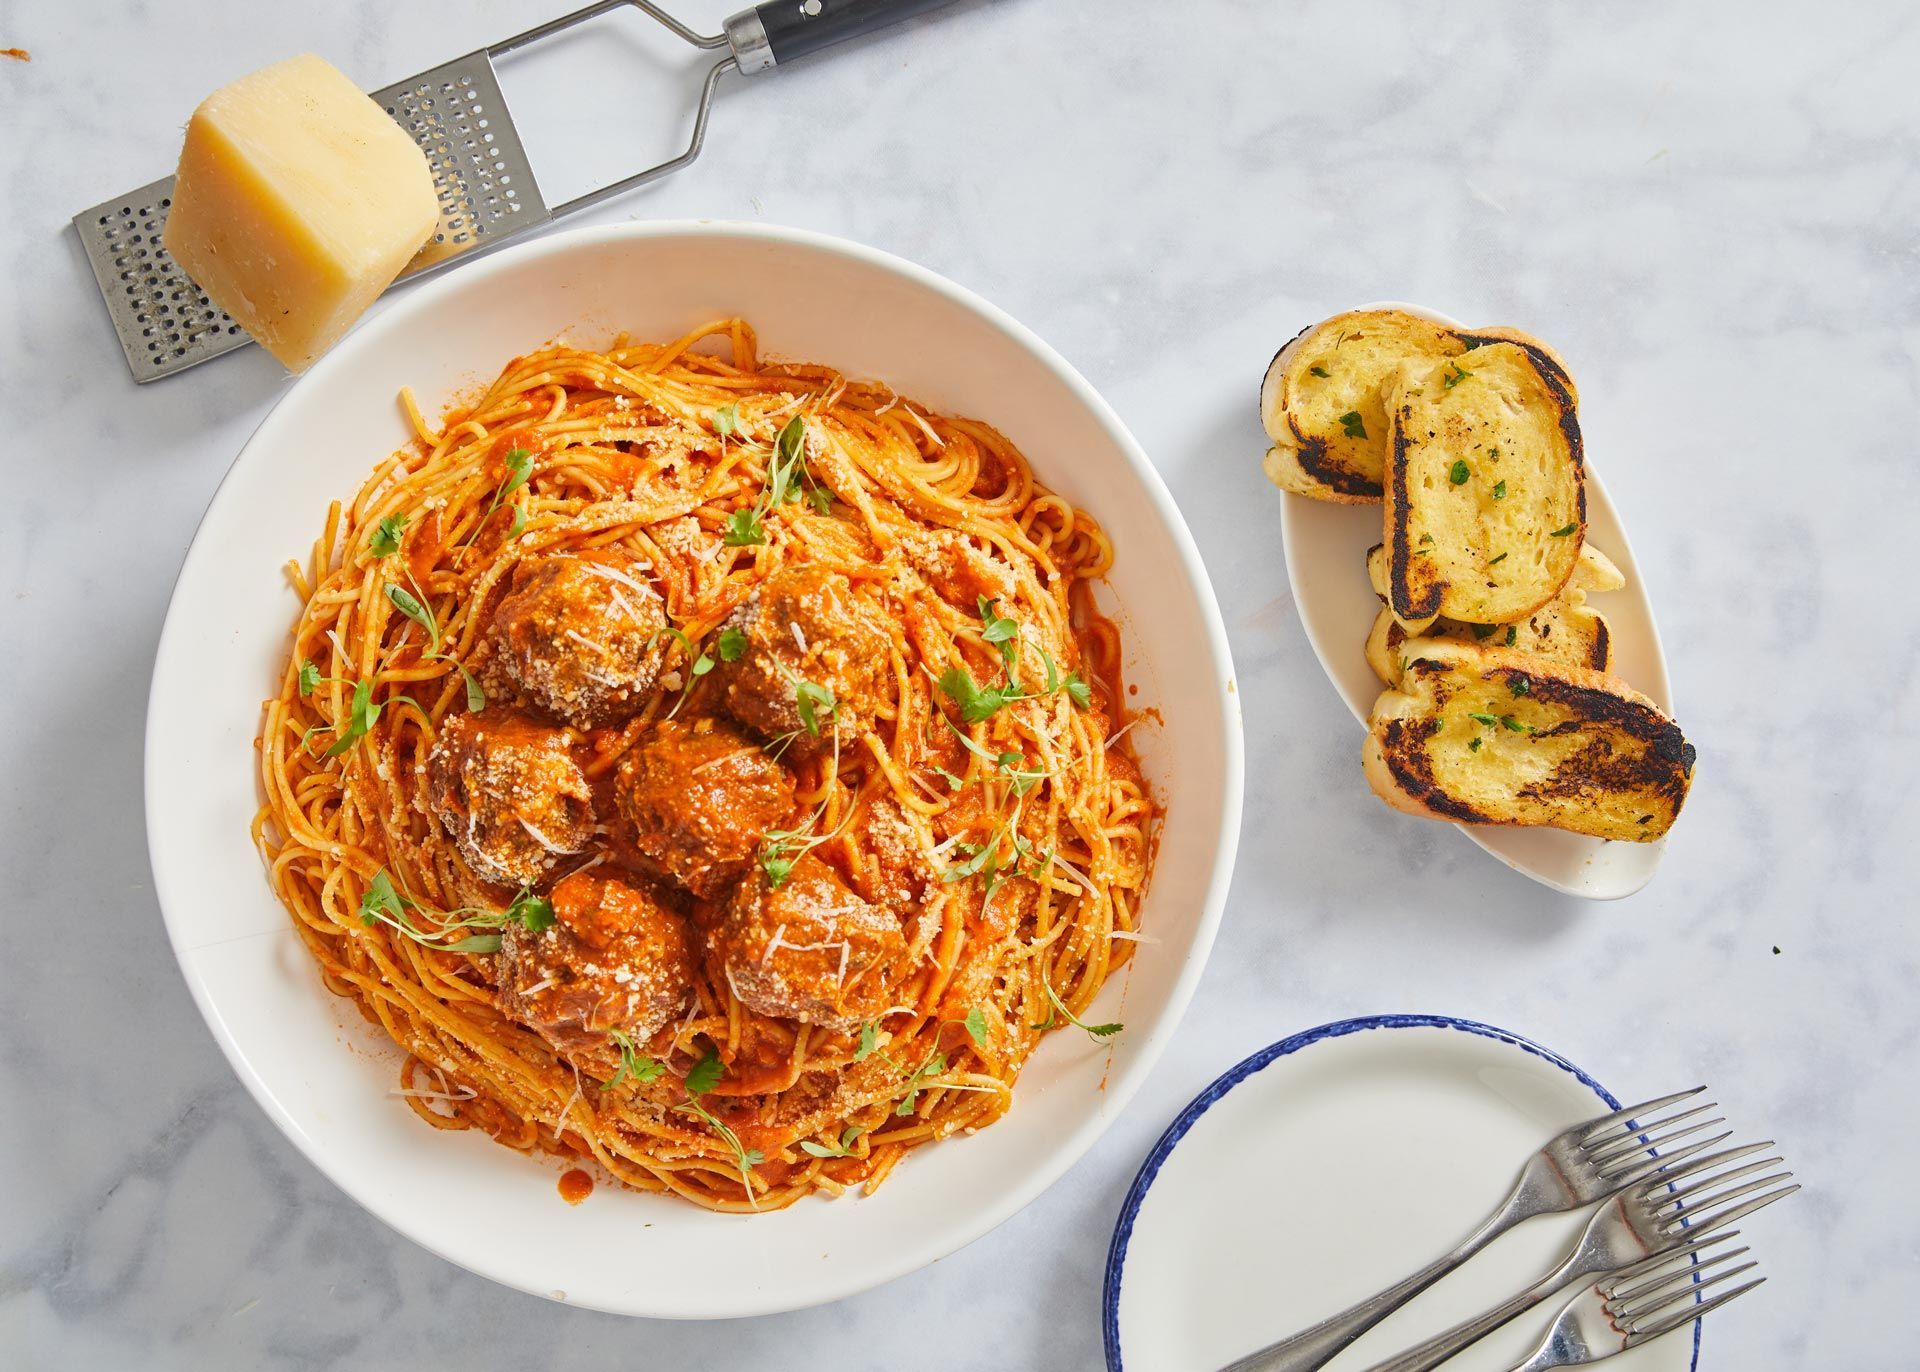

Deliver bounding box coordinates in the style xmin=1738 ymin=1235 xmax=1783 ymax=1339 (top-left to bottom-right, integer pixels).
xmin=1100 ymin=1013 xmax=1702 ymax=1372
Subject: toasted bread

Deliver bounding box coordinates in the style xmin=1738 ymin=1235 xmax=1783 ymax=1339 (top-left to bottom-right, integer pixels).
xmin=1261 ymin=310 xmax=1467 ymax=504
xmin=1363 ymin=640 xmax=1693 ymax=841
xmin=1365 ymin=597 xmax=1613 ymax=685
xmin=1364 ymin=543 xmax=1624 ymax=684
xmin=1383 ymin=341 xmax=1586 ymax=625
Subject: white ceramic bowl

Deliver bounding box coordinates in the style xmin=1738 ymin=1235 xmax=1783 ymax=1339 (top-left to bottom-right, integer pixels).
xmin=1277 ymin=303 xmax=1678 ymax=899
xmin=144 ymin=222 xmax=1244 ymax=1318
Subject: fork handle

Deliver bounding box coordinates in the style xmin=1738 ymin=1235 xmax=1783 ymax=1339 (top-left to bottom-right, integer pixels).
xmin=1218 ymin=1217 xmax=1513 ymax=1372
xmin=1359 ymin=1272 xmax=1573 ymax=1372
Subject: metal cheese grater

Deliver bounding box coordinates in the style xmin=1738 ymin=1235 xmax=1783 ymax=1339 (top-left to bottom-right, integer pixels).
xmin=72 ymin=0 xmax=954 ymax=383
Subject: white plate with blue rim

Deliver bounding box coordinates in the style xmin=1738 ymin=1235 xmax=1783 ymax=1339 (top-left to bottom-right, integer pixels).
xmin=1276 ymin=303 xmax=1681 ymax=900
xmin=1103 ymin=1016 xmax=1699 ymax=1372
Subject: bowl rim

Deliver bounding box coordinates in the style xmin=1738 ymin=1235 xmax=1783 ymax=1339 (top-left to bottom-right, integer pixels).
xmin=142 ymin=218 xmax=1246 ymax=1316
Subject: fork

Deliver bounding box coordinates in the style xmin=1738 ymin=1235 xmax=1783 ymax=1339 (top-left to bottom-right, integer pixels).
xmin=1504 ymin=1235 xmax=1765 ymax=1370
xmin=1360 ymin=1141 xmax=1797 ymax=1372
xmin=1220 ymin=1088 xmax=1726 ymax=1371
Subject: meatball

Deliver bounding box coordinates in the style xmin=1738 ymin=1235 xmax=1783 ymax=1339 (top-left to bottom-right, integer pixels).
xmin=498 ymin=870 xmax=694 ymax=1049
xmin=900 ymin=530 xmax=1018 ymax=611
xmin=423 ymin=711 xmax=594 ymax=887
xmin=840 ymin=794 xmax=935 ymax=911
xmin=718 ymin=564 xmax=892 ymax=750
xmin=486 ymin=551 xmax=668 ymax=728
xmin=716 ymin=856 xmax=904 ymax=1030
xmin=610 ymin=717 xmax=795 ymax=901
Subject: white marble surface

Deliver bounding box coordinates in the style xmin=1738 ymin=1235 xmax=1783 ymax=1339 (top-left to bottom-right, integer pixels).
xmin=2 ymin=0 xmax=1914 ymax=1366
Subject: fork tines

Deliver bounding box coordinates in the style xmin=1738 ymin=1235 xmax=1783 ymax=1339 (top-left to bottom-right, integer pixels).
xmin=1640 ymin=1143 xmax=1799 ymax=1236
xmin=1578 ymin=1087 xmax=1733 ymax=1187
xmin=1604 ymin=1238 xmax=1768 ymax=1343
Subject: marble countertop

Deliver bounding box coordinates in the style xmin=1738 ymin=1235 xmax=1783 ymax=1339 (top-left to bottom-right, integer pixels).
xmin=2 ymin=1 xmax=1912 ymax=1366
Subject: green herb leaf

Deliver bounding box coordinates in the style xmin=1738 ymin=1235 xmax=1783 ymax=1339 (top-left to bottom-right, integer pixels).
xmin=1509 ymin=676 xmax=1530 ymax=697
xmin=965 ymin=1007 xmax=991 ymax=1048
xmin=1549 ymin=523 xmax=1579 ymax=538
xmin=1470 ymin=623 xmax=1498 ymax=640
xmin=1308 ymin=364 xmax=1331 ymax=378
xmin=385 ymin=582 xmax=441 ymax=654
xmin=977 ymin=596 xmax=1020 ymax=669
xmin=855 ymin=1022 xmax=879 ymax=1061
xmin=369 ymin=513 xmax=407 ymax=558
xmin=607 ymin=1029 xmax=666 ymax=1088
xmin=1500 ymin=714 xmax=1530 ymax=732
xmin=795 ymin=680 xmax=837 ymax=736
xmin=1338 ymin=411 xmax=1368 ymax=440
xmin=1503 ymin=626 xmax=1518 ymax=646
xmin=500 ymin=447 xmax=534 ymax=499
xmin=1469 ymin=737 xmax=1483 ymax=752
xmin=716 ymin=626 xmax=749 ymax=662
xmin=298 ymin=660 xmax=321 ymax=697
xmin=1462 ymin=338 xmax=1485 ymax=351
xmin=933 ymin=764 xmax=965 ymax=792
xmin=938 ymin=666 xmax=1028 ymax=723
xmin=359 ymin=869 xmax=410 ymax=926
xmin=443 ymin=933 xmax=503 ymax=954
xmin=506 ymin=503 xmax=528 ymax=540
xmin=1469 ymin=711 xmax=1500 ymax=727
xmin=506 ymin=892 xmax=555 ymax=933
xmin=1488 ymin=552 xmax=1508 ymax=566
xmin=722 ymin=506 xmax=765 ymax=547
xmin=684 ymin=1047 xmax=724 ymax=1096
xmin=1419 ymin=532 xmax=1435 ymax=545
xmin=713 ymin=404 xmax=738 ymax=439
xmin=1444 ymin=362 xmax=1471 ymax=389
xmin=323 ymin=678 xmax=382 ymax=757
xmin=1449 ymin=459 xmax=1471 ymax=485
xmin=458 ymin=665 xmax=487 ymax=713
xmin=1491 ymin=480 xmax=1507 ymax=500
xmin=1040 ymin=970 xmax=1122 ymax=1043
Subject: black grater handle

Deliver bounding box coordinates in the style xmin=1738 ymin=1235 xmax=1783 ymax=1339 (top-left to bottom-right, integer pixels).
xmin=746 ymin=0 xmax=957 ymax=67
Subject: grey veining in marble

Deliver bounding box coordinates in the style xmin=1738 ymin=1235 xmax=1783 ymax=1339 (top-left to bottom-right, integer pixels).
xmin=2 ymin=0 xmax=1914 ymax=1367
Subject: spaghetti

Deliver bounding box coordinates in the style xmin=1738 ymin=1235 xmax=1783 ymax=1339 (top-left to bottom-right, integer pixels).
xmin=254 ymin=319 xmax=1155 ymax=1212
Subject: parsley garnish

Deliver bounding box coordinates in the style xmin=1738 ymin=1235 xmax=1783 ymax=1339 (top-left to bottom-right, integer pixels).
xmin=1308 ymin=364 xmax=1331 ymax=379
xmin=938 ymin=666 xmax=1031 ymax=723
xmin=1549 ymin=522 xmax=1579 ymax=537
xmin=607 ymin=1030 xmax=665 ymax=1088
xmin=965 ymin=1006 xmax=991 ymax=1048
xmin=722 ymin=415 xmax=824 ymax=547
xmin=462 ymin=446 xmax=534 ymax=551
xmin=1500 ymin=714 xmax=1530 ymax=732
xmin=1491 ymin=480 xmax=1507 ymax=500
xmin=1338 ymin=411 xmax=1367 ymax=440
xmin=1444 ymin=363 xmax=1471 ymax=389
xmin=369 ymin=513 xmax=407 ymax=558
xmin=716 ymin=626 xmax=749 ymax=662
xmin=1469 ymin=712 xmax=1500 ymax=727
xmin=384 ymin=581 xmax=486 ymax=712
xmin=1504 ymin=626 xmax=1518 ymax=646
xmin=799 ymin=1125 xmax=866 ymax=1159
xmin=854 ymin=1022 xmax=879 ymax=1061
xmin=1038 ymin=646 xmax=1094 ymax=709
xmin=353 ymin=868 xmax=546 ymax=952
xmin=944 ymin=715 xmax=1048 ymax=795
xmin=1470 ymin=623 xmax=1497 ymax=641
xmin=648 ymin=626 xmax=716 ymax=717
xmin=1039 ymin=969 xmax=1122 ymax=1042
xmin=321 ymin=677 xmax=421 ymax=757
xmin=722 ymin=507 xmax=765 ymax=547
xmin=795 ymin=680 xmax=836 ymax=736
xmin=1488 ymin=552 xmax=1509 ymax=566
xmin=1449 ymin=460 xmax=1471 ymax=485
xmin=1469 ymin=737 xmax=1483 ymax=752
xmin=977 ymin=596 xmax=1020 ymax=669
xmin=1509 ymin=676 xmax=1530 ymax=697
xmin=672 ymin=1050 xmax=763 ymax=1200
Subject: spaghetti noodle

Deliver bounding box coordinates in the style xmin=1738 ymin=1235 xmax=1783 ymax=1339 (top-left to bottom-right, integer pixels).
xmin=254 ymin=319 xmax=1155 ymax=1211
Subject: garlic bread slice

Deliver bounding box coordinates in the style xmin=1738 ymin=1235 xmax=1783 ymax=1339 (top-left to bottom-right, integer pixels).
xmin=1364 ymin=542 xmax=1625 ymax=684
xmin=1261 ymin=310 xmax=1467 ymax=503
xmin=1383 ymin=341 xmax=1586 ymax=625
xmin=1363 ymin=640 xmax=1693 ymax=842
xmin=1365 ymin=594 xmax=1613 ymax=685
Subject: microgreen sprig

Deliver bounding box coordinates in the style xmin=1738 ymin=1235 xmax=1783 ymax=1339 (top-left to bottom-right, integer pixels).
xmin=673 ymin=1047 xmax=763 ymax=1202
xmin=384 ymin=581 xmax=487 ymax=712
xmin=1031 ymin=967 xmax=1123 ymax=1042
xmin=353 ymin=869 xmax=550 ymax=953
xmin=799 ymin=1124 xmax=866 ymax=1159
xmin=607 ymin=1029 xmax=666 ymax=1088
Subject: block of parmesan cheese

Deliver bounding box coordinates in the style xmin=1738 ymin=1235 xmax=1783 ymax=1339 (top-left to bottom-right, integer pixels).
xmin=162 ymin=54 xmax=439 ymax=372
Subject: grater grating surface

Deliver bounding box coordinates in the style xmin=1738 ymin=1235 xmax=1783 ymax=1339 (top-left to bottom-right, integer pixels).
xmin=73 ymin=54 xmax=549 ymax=383
xmin=72 ymin=0 xmax=962 ymax=382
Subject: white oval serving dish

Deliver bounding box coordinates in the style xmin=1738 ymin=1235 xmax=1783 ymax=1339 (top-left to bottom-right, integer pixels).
xmin=1276 ymin=302 xmax=1677 ymax=899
